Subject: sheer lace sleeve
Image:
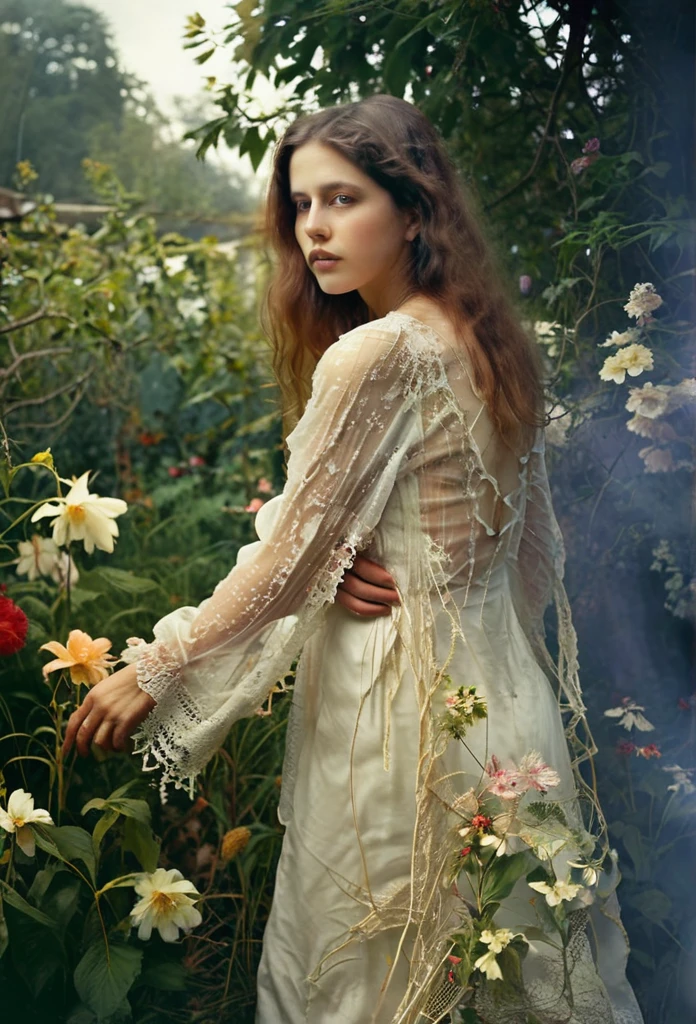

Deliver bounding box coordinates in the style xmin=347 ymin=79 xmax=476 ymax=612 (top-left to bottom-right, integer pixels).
xmin=122 ymin=322 xmax=424 ymax=796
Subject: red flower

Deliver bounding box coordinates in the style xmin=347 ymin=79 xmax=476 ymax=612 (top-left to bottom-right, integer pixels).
xmin=636 ymin=743 xmax=661 ymax=759
xmin=678 ymin=698 xmax=691 ymax=711
xmin=188 ymin=455 xmax=206 ymax=468
xmin=471 ymin=814 xmax=493 ymax=831
xmin=447 ymin=970 xmax=455 ymax=984
xmin=448 ymin=955 xmax=462 ymax=965
xmin=616 ymin=741 xmax=635 ymax=756
xmin=0 ymin=596 xmax=29 ymax=656
xmin=460 ymin=846 xmax=472 ymax=857
xmin=168 ymin=466 xmax=184 ymax=478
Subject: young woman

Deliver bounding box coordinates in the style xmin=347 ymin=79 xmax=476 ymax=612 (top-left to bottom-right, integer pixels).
xmin=64 ymin=95 xmax=643 ymax=1023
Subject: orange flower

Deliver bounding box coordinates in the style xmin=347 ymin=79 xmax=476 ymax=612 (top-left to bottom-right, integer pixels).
xmin=40 ymin=629 xmax=118 ymax=686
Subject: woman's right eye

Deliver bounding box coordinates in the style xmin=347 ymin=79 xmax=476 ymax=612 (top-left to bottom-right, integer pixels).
xmin=296 ymin=200 xmax=310 ymax=212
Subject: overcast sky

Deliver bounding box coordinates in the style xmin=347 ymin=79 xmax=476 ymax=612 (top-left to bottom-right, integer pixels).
xmin=78 ymin=0 xmax=279 ymax=180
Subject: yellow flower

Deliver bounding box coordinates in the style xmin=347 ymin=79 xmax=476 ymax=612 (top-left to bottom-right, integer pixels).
xmin=40 ymin=629 xmax=117 ymax=686
xmin=30 ymin=448 xmax=54 ymax=468
xmin=221 ymin=826 xmax=252 ymax=862
xmin=0 ymin=789 xmax=53 ymax=857
xmin=30 ymin=471 xmax=127 ymax=554
xmin=599 ymin=343 xmax=653 ymax=384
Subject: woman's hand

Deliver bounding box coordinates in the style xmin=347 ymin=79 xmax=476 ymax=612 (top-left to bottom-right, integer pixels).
xmin=335 ymin=553 xmax=400 ymax=617
xmin=62 ymin=663 xmax=156 ymax=758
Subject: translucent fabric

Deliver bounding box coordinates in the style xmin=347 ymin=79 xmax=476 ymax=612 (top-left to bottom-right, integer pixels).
xmin=123 ymin=311 xmax=643 ymax=1024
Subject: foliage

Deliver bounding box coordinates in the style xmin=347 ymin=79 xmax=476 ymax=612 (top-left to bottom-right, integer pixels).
xmin=0 ymin=0 xmax=251 ymax=217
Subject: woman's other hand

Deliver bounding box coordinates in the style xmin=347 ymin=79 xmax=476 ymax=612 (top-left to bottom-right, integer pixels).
xmin=336 ymin=554 xmax=400 ymax=617
xmin=62 ymin=663 xmax=156 ymax=758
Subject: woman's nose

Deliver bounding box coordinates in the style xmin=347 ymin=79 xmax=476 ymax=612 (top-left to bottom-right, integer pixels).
xmin=304 ymin=203 xmax=329 ymax=238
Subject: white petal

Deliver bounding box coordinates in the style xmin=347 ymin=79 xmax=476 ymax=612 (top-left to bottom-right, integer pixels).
xmin=157 ymin=918 xmax=180 ymax=943
xmin=27 ymin=808 xmax=54 ymax=826
xmin=0 ymin=808 xmax=16 ymax=833
xmin=30 ymin=502 xmax=64 ymax=522
xmin=7 ymin=789 xmax=34 ymax=819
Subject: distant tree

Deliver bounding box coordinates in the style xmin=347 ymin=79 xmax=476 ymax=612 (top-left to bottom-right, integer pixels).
xmin=0 ymin=0 xmax=135 ymax=199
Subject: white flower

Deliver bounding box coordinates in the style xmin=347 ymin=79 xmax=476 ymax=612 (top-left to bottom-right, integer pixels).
xmin=545 ymin=404 xmax=570 ymax=447
xmin=662 ymin=764 xmax=696 ymax=795
xmin=624 ymin=282 xmax=663 ymax=324
xmin=567 ymin=859 xmax=599 ymax=886
xmin=604 ymin=700 xmax=654 ymax=732
xmin=176 ymin=296 xmax=207 ymax=325
xmin=136 ymin=265 xmax=161 ymax=286
xmin=0 ymin=789 xmax=54 ymax=857
xmin=669 ymin=378 xmax=696 ymax=408
xmin=163 ymin=254 xmax=187 ymax=276
xmin=15 ymin=535 xmax=79 ymax=586
xmin=625 ymin=382 xmax=671 ymax=419
xmin=626 ymin=415 xmax=676 ymax=441
xmin=599 ymin=329 xmax=639 ymax=348
xmin=479 ymin=927 xmax=519 ymax=954
xmin=474 ymin=927 xmax=526 ymax=980
xmin=528 ymin=878 xmax=582 ymax=906
xmin=516 ymin=751 xmax=561 ymax=794
xmin=130 ymin=868 xmax=202 ymax=942
xmin=30 ymin=471 xmax=128 ymax=554
xmin=599 ymin=343 xmax=654 ymax=384
xmin=473 ymin=949 xmax=503 ymax=981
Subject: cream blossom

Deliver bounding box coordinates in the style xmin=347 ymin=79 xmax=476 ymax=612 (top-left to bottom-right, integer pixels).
xmin=567 ymin=859 xmax=599 ymax=886
xmin=130 ymin=868 xmax=202 ymax=942
xmin=624 ymin=282 xmax=663 ymax=325
xmin=599 ymin=328 xmax=639 ymax=348
xmin=484 ymin=754 xmax=521 ymax=800
xmin=163 ymin=254 xmax=187 ymax=276
xmin=639 ymin=446 xmax=675 ymax=473
xmin=604 ymin=700 xmax=654 ymax=732
xmin=31 ymin=471 xmax=128 ymax=554
xmin=473 ymin=927 xmax=526 ymax=980
xmin=599 ymin=344 xmax=654 ymax=384
xmin=528 ymin=878 xmax=582 ymax=906
xmin=626 ymin=415 xmax=676 ymax=441
xmin=662 ymin=764 xmax=696 ymax=795
xmin=40 ymin=629 xmax=118 ymax=686
xmin=625 ymin=382 xmax=671 ymax=419
xmin=0 ymin=788 xmax=54 ymax=857
xmin=15 ymin=535 xmax=79 ymax=587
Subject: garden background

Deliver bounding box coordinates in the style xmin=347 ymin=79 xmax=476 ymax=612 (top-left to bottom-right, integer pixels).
xmin=0 ymin=1 xmax=694 ymax=1021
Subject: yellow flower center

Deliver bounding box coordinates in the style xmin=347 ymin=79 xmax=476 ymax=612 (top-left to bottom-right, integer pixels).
xmin=13 ymin=818 xmax=25 ymax=827
xmin=151 ymin=891 xmax=177 ymax=913
xmin=67 ymin=504 xmax=86 ymax=524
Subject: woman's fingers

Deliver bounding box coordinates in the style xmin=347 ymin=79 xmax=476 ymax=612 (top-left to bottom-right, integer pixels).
xmin=351 ymin=554 xmax=399 ymax=591
xmin=63 ymin=697 xmax=93 ymax=756
xmin=93 ymin=719 xmax=114 ymax=752
xmin=339 ymin=570 xmax=400 ymax=606
xmin=75 ymin=711 xmax=101 ymax=758
xmin=335 ymin=589 xmax=393 ymax=618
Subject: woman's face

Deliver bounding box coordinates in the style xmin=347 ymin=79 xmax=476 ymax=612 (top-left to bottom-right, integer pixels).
xmin=289 ymin=141 xmax=418 ymax=315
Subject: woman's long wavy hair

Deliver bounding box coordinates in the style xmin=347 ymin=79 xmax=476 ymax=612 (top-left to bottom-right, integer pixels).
xmin=262 ymin=94 xmax=543 ymax=450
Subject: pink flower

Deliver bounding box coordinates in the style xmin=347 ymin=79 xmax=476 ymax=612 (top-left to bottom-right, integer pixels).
xmin=582 ymin=137 xmax=600 ymax=154
xmin=256 ymin=477 xmax=273 ymax=494
xmin=188 ymin=455 xmax=206 ymax=468
xmin=484 ymin=755 xmax=520 ymax=800
xmin=617 ymin=740 xmax=636 ymax=756
xmin=519 ymin=274 xmax=532 ymax=296
xmin=245 ymin=498 xmax=265 ymax=513
xmin=168 ymin=466 xmax=184 ymax=478
xmin=516 ymin=751 xmax=560 ymax=794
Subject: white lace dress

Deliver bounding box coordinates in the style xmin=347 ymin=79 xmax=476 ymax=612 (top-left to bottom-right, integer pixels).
xmin=123 ymin=311 xmax=644 ymax=1024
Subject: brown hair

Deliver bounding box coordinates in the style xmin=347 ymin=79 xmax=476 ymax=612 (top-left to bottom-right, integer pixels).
xmin=262 ymin=94 xmax=543 ymax=449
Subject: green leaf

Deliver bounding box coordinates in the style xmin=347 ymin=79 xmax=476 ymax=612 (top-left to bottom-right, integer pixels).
xmin=79 ymin=567 xmax=157 ymax=595
xmin=0 ymin=895 xmax=9 ymax=958
xmin=0 ymin=879 xmax=57 ymax=930
xmin=138 ymin=961 xmax=188 ymax=991
xmin=82 ymin=798 xmax=107 ymax=815
xmin=107 ymin=799 xmax=151 ymax=826
xmin=38 ymin=825 xmax=97 ymax=885
xmin=123 ymin=818 xmax=160 ymax=873
xmin=481 ymin=851 xmax=534 ymax=906
xmin=93 ymin=808 xmax=121 ymax=856
xmin=627 ymin=888 xmax=672 ymax=924
xmin=74 ymin=941 xmax=143 ymax=1020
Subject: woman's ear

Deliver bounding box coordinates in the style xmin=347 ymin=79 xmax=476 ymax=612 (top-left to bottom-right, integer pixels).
xmin=404 ymin=209 xmax=420 ymax=243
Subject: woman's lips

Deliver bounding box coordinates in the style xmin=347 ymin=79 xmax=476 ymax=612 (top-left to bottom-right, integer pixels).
xmin=312 ymin=258 xmax=341 ymax=271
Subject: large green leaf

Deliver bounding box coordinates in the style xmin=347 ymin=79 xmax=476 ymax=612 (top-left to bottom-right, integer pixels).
xmin=45 ymin=825 xmax=98 ymax=885
xmin=123 ymin=818 xmax=160 ymax=873
xmin=0 ymin=879 xmax=57 ymax=930
xmin=481 ymin=851 xmax=534 ymax=906
xmin=74 ymin=941 xmax=142 ymax=1020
